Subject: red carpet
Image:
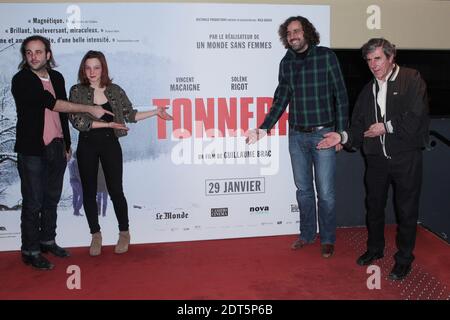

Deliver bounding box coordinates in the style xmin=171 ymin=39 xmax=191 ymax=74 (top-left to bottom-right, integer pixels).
xmin=0 ymin=225 xmax=448 ymax=300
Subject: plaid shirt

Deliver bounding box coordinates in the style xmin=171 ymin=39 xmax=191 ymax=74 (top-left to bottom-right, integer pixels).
xmin=260 ymin=45 xmax=348 ymax=132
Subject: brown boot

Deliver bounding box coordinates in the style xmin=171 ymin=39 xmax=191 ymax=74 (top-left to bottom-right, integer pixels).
xmin=89 ymin=232 xmax=102 ymax=256
xmin=115 ymin=231 xmax=130 ymax=254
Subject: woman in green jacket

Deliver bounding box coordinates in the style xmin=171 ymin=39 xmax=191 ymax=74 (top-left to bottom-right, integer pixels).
xmin=69 ymin=50 xmax=172 ymax=256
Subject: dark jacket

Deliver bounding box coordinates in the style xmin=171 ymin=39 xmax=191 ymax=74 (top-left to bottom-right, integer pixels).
xmin=345 ymin=67 xmax=429 ymax=156
xmin=69 ymin=83 xmax=137 ymax=138
xmin=11 ymin=68 xmax=71 ymax=156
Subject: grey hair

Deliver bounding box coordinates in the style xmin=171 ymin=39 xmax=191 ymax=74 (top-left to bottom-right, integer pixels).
xmin=361 ymin=38 xmax=396 ymax=60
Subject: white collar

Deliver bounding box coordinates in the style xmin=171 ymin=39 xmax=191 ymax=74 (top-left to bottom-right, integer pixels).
xmin=375 ymin=64 xmax=400 ymax=85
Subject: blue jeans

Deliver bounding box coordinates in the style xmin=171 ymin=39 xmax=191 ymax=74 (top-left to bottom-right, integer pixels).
xmin=289 ymin=127 xmax=336 ymax=244
xmin=17 ymin=138 xmax=67 ymax=255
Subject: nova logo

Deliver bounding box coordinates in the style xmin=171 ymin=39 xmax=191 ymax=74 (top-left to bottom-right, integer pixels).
xmin=249 ymin=206 xmax=269 ymax=213
xmin=211 ymin=208 xmax=228 ymax=217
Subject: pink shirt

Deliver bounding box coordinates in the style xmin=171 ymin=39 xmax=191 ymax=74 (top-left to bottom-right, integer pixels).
xmin=40 ymin=77 xmax=63 ymax=146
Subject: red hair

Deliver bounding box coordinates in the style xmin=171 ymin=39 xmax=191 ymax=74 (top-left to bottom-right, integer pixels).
xmin=78 ymin=50 xmax=112 ymax=87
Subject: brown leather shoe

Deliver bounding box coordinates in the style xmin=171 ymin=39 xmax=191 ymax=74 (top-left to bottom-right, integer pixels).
xmin=291 ymin=239 xmax=313 ymax=250
xmin=321 ymin=244 xmax=334 ymax=258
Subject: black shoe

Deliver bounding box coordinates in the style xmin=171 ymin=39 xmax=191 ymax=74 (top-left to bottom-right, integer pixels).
xmin=388 ymin=263 xmax=412 ymax=280
xmin=40 ymin=243 xmax=70 ymax=257
xmin=22 ymin=253 xmax=54 ymax=270
xmin=356 ymin=251 xmax=384 ymax=266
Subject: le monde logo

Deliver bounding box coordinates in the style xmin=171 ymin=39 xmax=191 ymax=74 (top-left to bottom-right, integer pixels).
xmin=156 ymin=211 xmax=189 ymax=220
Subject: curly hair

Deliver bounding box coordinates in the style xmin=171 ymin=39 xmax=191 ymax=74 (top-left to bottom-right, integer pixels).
xmin=278 ymin=16 xmax=320 ymax=49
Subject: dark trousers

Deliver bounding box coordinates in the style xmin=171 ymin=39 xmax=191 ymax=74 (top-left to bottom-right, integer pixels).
xmin=17 ymin=138 xmax=67 ymax=255
xmin=365 ymin=150 xmax=422 ymax=265
xmin=76 ymin=129 xmax=128 ymax=234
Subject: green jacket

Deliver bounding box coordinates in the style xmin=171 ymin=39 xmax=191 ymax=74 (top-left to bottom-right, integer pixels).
xmin=69 ymin=83 xmax=137 ymax=138
xmin=260 ymin=45 xmax=348 ymax=132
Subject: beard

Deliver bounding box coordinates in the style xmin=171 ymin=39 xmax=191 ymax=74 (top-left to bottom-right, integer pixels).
xmin=289 ymin=39 xmax=308 ymax=53
xmin=29 ymin=60 xmax=48 ymax=74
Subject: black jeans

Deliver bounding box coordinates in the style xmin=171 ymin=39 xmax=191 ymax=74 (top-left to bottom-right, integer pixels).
xmin=76 ymin=129 xmax=128 ymax=234
xmin=17 ymin=138 xmax=67 ymax=255
xmin=365 ymin=150 xmax=422 ymax=265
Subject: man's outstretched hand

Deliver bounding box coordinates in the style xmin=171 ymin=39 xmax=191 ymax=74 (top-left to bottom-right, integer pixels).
xmin=317 ymin=132 xmax=341 ymax=149
xmin=245 ymin=129 xmax=267 ymax=144
xmin=90 ymin=105 xmax=115 ymax=119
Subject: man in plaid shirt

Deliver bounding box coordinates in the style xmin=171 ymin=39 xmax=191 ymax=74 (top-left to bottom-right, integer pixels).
xmin=247 ymin=16 xmax=348 ymax=258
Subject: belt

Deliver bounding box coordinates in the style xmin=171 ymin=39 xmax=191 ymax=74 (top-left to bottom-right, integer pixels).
xmin=289 ymin=122 xmax=334 ymax=133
